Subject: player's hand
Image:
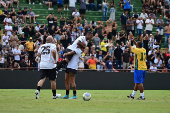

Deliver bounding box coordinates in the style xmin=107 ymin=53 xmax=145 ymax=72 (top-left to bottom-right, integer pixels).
xmin=63 ymin=53 xmax=67 ymax=57
xmin=54 ymin=60 xmax=57 ymax=64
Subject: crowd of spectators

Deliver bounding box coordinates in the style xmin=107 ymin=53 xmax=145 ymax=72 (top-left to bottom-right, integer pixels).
xmin=0 ymin=0 xmax=170 ymax=73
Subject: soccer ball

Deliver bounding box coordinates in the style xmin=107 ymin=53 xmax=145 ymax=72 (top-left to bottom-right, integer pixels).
xmin=82 ymin=92 xmax=91 ymax=101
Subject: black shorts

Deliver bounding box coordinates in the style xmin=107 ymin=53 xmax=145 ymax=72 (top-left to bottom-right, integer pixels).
xmin=65 ymin=68 xmax=77 ymax=74
xmin=79 ymin=9 xmax=86 ymax=14
xmin=64 ymin=0 xmax=69 ymax=4
xmin=157 ymin=9 xmax=161 ymax=13
xmin=102 ymin=51 xmax=107 ymax=56
xmin=112 ymin=30 xmax=116 ymax=36
xmin=65 ymin=48 xmax=73 ymax=61
xmin=99 ymin=35 xmax=103 ymax=40
xmin=107 ymin=32 xmax=112 ymax=40
xmin=58 ymin=4 xmax=63 ymax=8
xmin=146 ymin=30 xmax=152 ymax=35
xmin=40 ymin=68 xmax=56 ymax=80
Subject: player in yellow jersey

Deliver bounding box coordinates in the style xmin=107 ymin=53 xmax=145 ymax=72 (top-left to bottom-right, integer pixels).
xmin=127 ymin=37 xmax=147 ymax=100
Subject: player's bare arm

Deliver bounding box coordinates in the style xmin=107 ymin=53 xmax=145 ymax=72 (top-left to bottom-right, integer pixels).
xmin=63 ymin=51 xmax=76 ymax=57
xmin=52 ymin=50 xmax=56 ymax=60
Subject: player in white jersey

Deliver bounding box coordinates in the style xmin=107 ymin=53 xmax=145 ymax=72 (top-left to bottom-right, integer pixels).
xmin=35 ymin=36 xmax=61 ymax=99
xmin=56 ymin=31 xmax=92 ymax=72
xmin=60 ymin=43 xmax=87 ymax=99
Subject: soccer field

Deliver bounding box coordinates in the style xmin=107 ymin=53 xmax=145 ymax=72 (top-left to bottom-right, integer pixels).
xmin=0 ymin=90 xmax=169 ymax=113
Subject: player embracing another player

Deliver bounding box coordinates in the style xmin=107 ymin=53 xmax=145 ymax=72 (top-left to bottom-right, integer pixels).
xmin=60 ymin=42 xmax=87 ymax=99
xmin=127 ymin=37 xmax=147 ymax=100
xmin=56 ymin=31 xmax=93 ymax=72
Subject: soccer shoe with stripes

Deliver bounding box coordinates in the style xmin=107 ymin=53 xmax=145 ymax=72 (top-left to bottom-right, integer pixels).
xmin=127 ymin=94 xmax=134 ymax=99
xmin=60 ymin=95 xmax=69 ymax=99
xmin=69 ymin=96 xmax=77 ymax=99
xmin=35 ymin=90 xmax=40 ymax=99
xmin=53 ymin=94 xmax=61 ymax=99
xmin=137 ymin=96 xmax=145 ymax=100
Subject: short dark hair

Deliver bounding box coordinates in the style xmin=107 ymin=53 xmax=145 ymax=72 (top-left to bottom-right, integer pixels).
xmin=137 ymin=41 xmax=142 ymax=48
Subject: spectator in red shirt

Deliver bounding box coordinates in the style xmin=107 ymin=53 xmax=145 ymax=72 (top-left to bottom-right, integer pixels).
xmin=166 ymin=11 xmax=170 ymax=20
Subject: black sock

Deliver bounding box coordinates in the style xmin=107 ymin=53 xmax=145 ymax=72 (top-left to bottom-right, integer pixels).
xmin=73 ymin=90 xmax=76 ymax=96
xmin=66 ymin=90 xmax=69 ymax=95
xmin=52 ymin=90 xmax=56 ymax=96
xmin=37 ymin=86 xmax=41 ymax=91
xmin=57 ymin=60 xmax=67 ymax=70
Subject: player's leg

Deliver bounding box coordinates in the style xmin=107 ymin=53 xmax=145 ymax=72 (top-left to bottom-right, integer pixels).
xmin=127 ymin=70 xmax=138 ymax=99
xmin=35 ymin=69 xmax=47 ymax=99
xmin=61 ymin=72 xmax=70 ymax=99
xmin=56 ymin=49 xmax=73 ymax=71
xmin=137 ymin=71 xmax=146 ymax=100
xmin=69 ymin=72 xmax=77 ymax=99
xmin=49 ymin=68 xmax=61 ymax=99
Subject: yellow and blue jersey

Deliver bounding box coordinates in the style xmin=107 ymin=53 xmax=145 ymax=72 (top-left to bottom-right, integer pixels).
xmin=131 ymin=47 xmax=147 ymax=70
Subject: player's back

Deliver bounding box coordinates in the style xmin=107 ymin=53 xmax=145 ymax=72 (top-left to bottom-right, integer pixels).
xmin=131 ymin=47 xmax=147 ymax=70
xmin=67 ymin=48 xmax=82 ymax=70
xmin=67 ymin=36 xmax=87 ymax=50
xmin=38 ymin=43 xmax=56 ymax=69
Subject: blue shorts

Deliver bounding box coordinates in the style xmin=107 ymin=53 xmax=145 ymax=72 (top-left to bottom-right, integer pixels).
xmin=134 ymin=70 xmax=146 ymax=83
xmin=55 ymin=35 xmax=60 ymax=40
xmin=137 ymin=29 xmax=142 ymax=36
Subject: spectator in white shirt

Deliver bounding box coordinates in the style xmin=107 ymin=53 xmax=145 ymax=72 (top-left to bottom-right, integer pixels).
xmin=72 ymin=9 xmax=81 ymax=24
xmin=18 ymin=40 xmax=24 ymax=51
xmin=154 ymin=56 xmax=163 ymax=68
xmin=149 ymin=63 xmax=157 ymax=73
xmin=3 ymin=14 xmax=12 ymax=25
xmin=5 ymin=23 xmax=12 ymax=36
xmin=69 ymin=0 xmax=76 ymax=14
xmin=13 ymin=45 xmax=21 ymax=63
xmin=2 ymin=31 xmax=10 ymax=46
xmin=71 ymin=28 xmax=77 ymax=44
xmin=145 ymin=16 xmax=154 ymax=35
xmin=35 ymin=23 xmax=41 ymax=32
xmin=136 ymin=17 xmax=143 ymax=41
xmin=0 ymin=54 xmax=4 ymax=68
xmin=149 ymin=34 xmax=154 ymax=48
xmin=140 ymin=10 xmax=148 ymax=22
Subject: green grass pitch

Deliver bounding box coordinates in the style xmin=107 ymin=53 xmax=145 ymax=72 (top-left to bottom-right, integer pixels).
xmin=0 ymin=89 xmax=170 ymax=113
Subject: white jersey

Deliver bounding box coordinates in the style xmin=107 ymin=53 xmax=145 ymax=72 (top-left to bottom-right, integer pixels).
xmin=67 ymin=48 xmax=82 ymax=70
xmin=38 ymin=43 xmax=56 ymax=69
xmin=67 ymin=36 xmax=87 ymax=51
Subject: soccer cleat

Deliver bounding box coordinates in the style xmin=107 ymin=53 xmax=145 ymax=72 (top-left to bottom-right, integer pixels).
xmin=35 ymin=90 xmax=39 ymax=99
xmin=33 ymin=2 xmax=35 ymax=4
xmin=67 ymin=8 xmax=69 ymax=10
xmin=53 ymin=94 xmax=61 ymax=99
xmin=64 ymin=8 xmax=66 ymax=10
xmin=39 ymin=2 xmax=42 ymax=5
xmin=137 ymin=96 xmax=145 ymax=100
xmin=127 ymin=94 xmax=134 ymax=99
xmin=69 ymin=95 xmax=77 ymax=99
xmin=60 ymin=95 xmax=69 ymax=99
xmin=29 ymin=2 xmax=31 ymax=4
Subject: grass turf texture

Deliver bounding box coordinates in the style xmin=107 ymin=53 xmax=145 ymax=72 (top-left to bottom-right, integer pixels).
xmin=0 ymin=90 xmax=169 ymax=113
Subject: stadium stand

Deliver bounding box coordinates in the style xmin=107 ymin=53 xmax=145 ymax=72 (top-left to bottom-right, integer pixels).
xmin=0 ymin=0 xmax=170 ymax=72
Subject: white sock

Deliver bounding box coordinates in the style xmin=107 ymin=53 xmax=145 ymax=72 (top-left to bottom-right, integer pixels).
xmin=131 ymin=91 xmax=137 ymax=96
xmin=140 ymin=92 xmax=144 ymax=98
